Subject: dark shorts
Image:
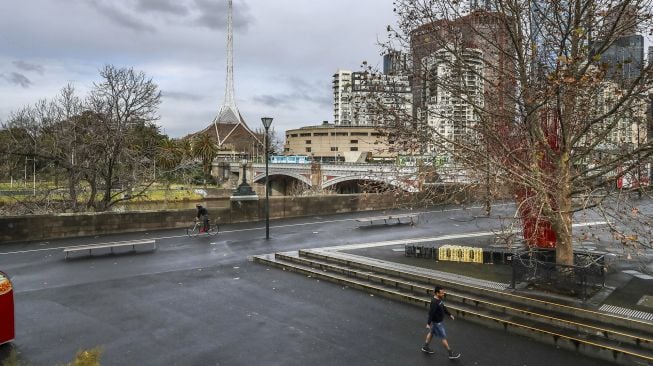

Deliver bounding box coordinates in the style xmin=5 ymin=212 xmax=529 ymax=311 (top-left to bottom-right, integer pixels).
xmin=429 ymin=322 xmax=446 ymax=338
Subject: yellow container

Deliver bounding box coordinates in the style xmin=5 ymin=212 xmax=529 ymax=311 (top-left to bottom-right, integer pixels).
xmin=438 ymin=245 xmax=483 ymax=263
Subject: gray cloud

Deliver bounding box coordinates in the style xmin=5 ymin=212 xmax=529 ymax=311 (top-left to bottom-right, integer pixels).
xmin=1 ymin=72 xmax=32 ymax=88
xmin=253 ymin=94 xmax=286 ymax=107
xmin=88 ymin=0 xmax=156 ymax=32
xmin=13 ymin=60 xmax=44 ymax=75
xmin=162 ymin=90 xmax=205 ymax=101
xmin=253 ymin=78 xmax=331 ymax=109
xmin=135 ymin=0 xmax=190 ymax=15
xmin=194 ymin=0 xmax=253 ymax=30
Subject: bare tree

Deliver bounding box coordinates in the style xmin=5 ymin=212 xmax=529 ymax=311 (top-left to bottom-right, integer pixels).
xmin=0 ymin=85 xmax=91 ymax=213
xmin=83 ymin=65 xmax=162 ymax=211
xmin=1 ymin=65 xmax=163 ymax=214
xmin=378 ymin=0 xmax=653 ymax=266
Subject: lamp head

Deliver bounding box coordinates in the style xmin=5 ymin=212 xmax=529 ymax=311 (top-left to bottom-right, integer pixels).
xmin=261 ymin=117 xmax=273 ymax=129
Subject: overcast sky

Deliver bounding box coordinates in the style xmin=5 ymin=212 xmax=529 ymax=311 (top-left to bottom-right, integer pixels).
xmin=0 ymin=0 xmax=398 ymax=138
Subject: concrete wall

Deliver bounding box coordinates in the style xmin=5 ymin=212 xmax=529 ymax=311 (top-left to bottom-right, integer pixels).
xmin=0 ymin=194 xmax=404 ymax=244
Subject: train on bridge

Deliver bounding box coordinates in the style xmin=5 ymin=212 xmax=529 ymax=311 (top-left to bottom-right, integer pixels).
xmin=269 ymin=155 xmax=312 ymax=164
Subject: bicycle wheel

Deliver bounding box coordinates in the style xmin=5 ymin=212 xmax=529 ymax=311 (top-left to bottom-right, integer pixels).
xmin=187 ymin=224 xmax=199 ymax=237
xmin=207 ymin=223 xmax=219 ymax=236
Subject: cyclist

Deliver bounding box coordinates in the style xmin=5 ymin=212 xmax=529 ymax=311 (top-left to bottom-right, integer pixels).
xmin=195 ymin=203 xmax=210 ymax=233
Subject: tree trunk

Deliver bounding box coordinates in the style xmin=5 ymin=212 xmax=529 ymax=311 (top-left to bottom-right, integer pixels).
xmin=67 ymin=171 xmax=78 ymax=212
xmin=555 ymin=209 xmax=574 ymax=266
xmin=553 ymin=159 xmax=574 ymax=266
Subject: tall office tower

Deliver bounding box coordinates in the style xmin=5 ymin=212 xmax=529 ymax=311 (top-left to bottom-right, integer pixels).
xmin=470 ymin=0 xmax=492 ymax=11
xmin=411 ymin=10 xmax=512 ymax=153
xmin=597 ymin=4 xmax=643 ymax=85
xmin=601 ymin=35 xmax=644 ymax=84
xmin=383 ymin=50 xmax=409 ymax=75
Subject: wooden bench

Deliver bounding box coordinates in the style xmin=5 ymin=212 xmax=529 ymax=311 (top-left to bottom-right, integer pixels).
xmin=356 ymin=213 xmax=418 ymax=227
xmin=63 ymin=239 xmax=156 ymax=259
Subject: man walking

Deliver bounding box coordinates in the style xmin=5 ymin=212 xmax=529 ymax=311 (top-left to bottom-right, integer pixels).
xmin=421 ymin=286 xmax=461 ymax=359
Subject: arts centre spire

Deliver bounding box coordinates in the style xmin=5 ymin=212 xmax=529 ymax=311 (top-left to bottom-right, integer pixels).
xmin=211 ymin=0 xmax=258 ymax=146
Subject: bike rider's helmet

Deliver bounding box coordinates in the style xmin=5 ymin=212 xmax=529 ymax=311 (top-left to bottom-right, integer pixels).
xmin=196 ymin=203 xmax=202 ymax=208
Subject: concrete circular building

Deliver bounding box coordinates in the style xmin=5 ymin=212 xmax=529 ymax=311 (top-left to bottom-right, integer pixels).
xmin=283 ymin=122 xmax=396 ymax=163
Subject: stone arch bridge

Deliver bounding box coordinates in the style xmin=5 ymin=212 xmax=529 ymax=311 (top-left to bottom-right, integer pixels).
xmin=214 ymin=161 xmax=468 ymax=195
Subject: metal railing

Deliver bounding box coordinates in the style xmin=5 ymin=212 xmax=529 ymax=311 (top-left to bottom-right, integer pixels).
xmin=511 ymin=249 xmax=606 ymax=300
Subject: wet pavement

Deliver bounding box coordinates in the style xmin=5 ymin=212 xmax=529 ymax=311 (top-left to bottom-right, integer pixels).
xmin=0 ymin=202 xmax=646 ymax=365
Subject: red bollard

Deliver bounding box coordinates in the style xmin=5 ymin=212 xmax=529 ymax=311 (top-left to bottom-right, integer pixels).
xmin=0 ymin=271 xmax=14 ymax=345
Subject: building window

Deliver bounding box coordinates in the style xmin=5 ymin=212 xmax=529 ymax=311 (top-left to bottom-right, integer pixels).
xmin=350 ymin=140 xmax=358 ymax=144
xmin=350 ymin=147 xmax=358 ymax=151
xmin=300 ymin=133 xmax=311 ymax=137
xmin=306 ymin=147 xmax=312 ymax=153
xmin=330 ymin=147 xmax=339 ymax=151
xmin=306 ymin=140 xmax=311 ymax=144
xmin=291 ymin=134 xmax=298 ymax=137
xmin=284 ymin=148 xmax=290 ymax=152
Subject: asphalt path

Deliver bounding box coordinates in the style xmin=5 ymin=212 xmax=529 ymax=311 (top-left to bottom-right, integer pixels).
xmin=0 ymin=203 xmax=614 ymax=365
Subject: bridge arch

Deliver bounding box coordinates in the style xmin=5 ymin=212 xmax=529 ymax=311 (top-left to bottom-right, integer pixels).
xmin=322 ymin=174 xmax=418 ymax=193
xmin=252 ymin=172 xmax=312 ymax=187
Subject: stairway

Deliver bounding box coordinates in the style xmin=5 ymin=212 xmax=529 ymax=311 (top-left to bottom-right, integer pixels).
xmin=254 ymin=249 xmax=653 ymax=365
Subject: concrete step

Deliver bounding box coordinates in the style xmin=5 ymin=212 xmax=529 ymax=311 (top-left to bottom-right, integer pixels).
xmin=277 ymin=251 xmax=653 ymax=353
xmin=253 ymin=251 xmax=653 ymax=366
xmin=300 ymin=249 xmax=653 ymax=336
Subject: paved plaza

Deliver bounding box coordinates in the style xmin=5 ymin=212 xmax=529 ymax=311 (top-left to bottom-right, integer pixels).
xmin=0 ymin=203 xmax=649 ymax=365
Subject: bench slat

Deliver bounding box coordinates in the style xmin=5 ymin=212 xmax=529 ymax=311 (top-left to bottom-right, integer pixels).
xmin=356 ymin=214 xmax=417 ymax=222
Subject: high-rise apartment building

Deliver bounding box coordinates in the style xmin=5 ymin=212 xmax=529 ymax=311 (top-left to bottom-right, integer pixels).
xmin=411 ymin=10 xmax=512 ymax=153
xmin=583 ymin=81 xmax=648 ymax=149
xmin=421 ymin=48 xmax=485 ymax=149
xmin=333 ymin=70 xmax=353 ymax=125
xmin=333 ymin=53 xmax=412 ymax=127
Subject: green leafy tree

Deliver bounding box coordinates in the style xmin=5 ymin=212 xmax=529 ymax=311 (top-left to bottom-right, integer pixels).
xmin=191 ymin=133 xmax=219 ymax=186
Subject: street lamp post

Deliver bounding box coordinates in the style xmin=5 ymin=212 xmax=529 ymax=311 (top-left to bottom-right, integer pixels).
xmin=261 ymin=117 xmax=273 ymax=240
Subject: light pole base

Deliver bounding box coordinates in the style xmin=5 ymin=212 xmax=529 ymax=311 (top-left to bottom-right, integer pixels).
xmin=230 ymin=194 xmax=259 ymax=201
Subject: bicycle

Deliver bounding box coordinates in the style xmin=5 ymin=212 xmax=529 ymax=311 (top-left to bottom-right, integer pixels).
xmin=186 ymin=220 xmax=219 ymax=237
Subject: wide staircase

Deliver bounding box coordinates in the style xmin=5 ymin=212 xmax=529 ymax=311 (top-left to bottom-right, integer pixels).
xmin=253 ymin=249 xmax=653 ymax=365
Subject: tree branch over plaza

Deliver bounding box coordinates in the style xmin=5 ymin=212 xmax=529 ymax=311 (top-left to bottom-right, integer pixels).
xmin=367 ymin=0 xmax=653 ymax=265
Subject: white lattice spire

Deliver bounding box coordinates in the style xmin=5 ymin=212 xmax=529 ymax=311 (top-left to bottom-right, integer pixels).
xmin=213 ymin=0 xmax=244 ymax=127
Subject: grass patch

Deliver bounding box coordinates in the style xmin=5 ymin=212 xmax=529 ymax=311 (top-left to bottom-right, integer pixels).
xmin=0 ymin=184 xmax=207 ymax=205
xmin=0 ymin=347 xmax=103 ymax=366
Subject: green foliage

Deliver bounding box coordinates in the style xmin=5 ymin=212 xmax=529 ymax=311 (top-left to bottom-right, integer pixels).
xmin=1 ymin=349 xmax=30 ymax=366
xmin=59 ymin=347 xmax=103 ymax=366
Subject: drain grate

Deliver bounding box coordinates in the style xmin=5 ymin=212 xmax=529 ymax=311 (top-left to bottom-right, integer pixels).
xmin=598 ymin=304 xmax=653 ymax=322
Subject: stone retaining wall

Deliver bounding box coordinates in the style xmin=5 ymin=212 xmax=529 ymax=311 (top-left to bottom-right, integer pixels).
xmin=0 ymin=194 xmax=402 ymax=243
